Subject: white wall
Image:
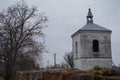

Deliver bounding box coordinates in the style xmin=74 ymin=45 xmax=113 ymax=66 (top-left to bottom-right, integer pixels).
xmin=72 ymin=31 xmax=112 ymax=70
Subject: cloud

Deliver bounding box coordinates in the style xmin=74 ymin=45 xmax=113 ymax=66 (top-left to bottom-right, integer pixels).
xmin=0 ymin=0 xmax=120 ymax=66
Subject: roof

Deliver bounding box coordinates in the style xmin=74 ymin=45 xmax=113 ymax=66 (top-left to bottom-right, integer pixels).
xmin=80 ymin=23 xmax=111 ymax=31
xmin=71 ymin=23 xmax=111 ymax=37
xmin=71 ymin=8 xmax=112 ymax=37
xmin=87 ymin=8 xmax=93 ymax=18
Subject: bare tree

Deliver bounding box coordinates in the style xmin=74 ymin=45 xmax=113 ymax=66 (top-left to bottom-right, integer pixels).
xmin=0 ymin=1 xmax=47 ymax=80
xmin=62 ymin=52 xmax=74 ymax=69
xmin=16 ymin=55 xmax=40 ymax=71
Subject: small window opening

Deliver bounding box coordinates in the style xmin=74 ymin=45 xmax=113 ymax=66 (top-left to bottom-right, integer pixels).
xmin=93 ymin=40 xmax=99 ymax=52
xmin=75 ymin=41 xmax=78 ymax=54
xmin=88 ymin=18 xmax=91 ymax=20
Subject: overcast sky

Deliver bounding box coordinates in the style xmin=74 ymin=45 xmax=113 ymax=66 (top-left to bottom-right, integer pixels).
xmin=0 ymin=0 xmax=120 ymax=67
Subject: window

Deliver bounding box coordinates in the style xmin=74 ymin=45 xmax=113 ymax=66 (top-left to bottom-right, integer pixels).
xmin=93 ymin=40 xmax=99 ymax=52
xmin=75 ymin=41 xmax=78 ymax=54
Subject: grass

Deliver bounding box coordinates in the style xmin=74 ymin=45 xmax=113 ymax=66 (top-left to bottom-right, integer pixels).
xmin=0 ymin=76 xmax=4 ymax=80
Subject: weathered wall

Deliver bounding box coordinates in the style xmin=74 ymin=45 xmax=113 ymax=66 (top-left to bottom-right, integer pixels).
xmin=72 ymin=33 xmax=81 ymax=59
xmin=72 ymin=31 xmax=112 ymax=70
xmin=74 ymin=58 xmax=112 ymax=70
xmin=80 ymin=31 xmax=111 ymax=58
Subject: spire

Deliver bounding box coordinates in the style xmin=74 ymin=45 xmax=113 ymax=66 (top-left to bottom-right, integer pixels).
xmin=87 ymin=8 xmax=93 ymax=24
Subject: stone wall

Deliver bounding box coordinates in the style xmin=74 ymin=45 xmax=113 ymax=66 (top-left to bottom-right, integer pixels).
xmin=72 ymin=31 xmax=112 ymax=70
xmin=74 ymin=58 xmax=112 ymax=70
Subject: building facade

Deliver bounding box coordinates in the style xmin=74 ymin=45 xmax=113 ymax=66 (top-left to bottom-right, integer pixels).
xmin=71 ymin=8 xmax=112 ymax=70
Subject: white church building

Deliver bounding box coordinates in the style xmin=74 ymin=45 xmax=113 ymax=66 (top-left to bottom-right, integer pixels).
xmin=71 ymin=8 xmax=112 ymax=70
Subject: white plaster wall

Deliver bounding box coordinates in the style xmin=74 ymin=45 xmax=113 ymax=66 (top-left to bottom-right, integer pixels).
xmin=74 ymin=58 xmax=112 ymax=70
xmin=74 ymin=59 xmax=82 ymax=69
xmin=72 ymin=34 xmax=81 ymax=59
xmin=80 ymin=31 xmax=112 ymax=58
xmin=72 ymin=31 xmax=112 ymax=70
xmin=81 ymin=58 xmax=112 ymax=70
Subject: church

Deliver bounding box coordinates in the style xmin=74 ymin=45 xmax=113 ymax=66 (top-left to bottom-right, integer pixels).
xmin=71 ymin=8 xmax=112 ymax=70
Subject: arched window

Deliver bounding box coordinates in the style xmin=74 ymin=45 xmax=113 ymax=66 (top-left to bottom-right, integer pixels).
xmin=75 ymin=41 xmax=78 ymax=54
xmin=93 ymin=40 xmax=99 ymax=52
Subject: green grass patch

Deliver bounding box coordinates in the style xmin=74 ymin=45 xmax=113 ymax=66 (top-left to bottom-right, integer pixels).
xmin=0 ymin=76 xmax=4 ymax=80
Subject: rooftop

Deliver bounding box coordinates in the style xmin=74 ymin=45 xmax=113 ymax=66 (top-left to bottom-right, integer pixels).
xmin=71 ymin=8 xmax=111 ymax=37
xmin=80 ymin=23 xmax=111 ymax=31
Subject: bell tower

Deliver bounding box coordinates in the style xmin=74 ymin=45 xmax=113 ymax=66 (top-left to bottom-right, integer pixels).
xmin=87 ymin=8 xmax=93 ymax=23
xmin=71 ymin=8 xmax=112 ymax=70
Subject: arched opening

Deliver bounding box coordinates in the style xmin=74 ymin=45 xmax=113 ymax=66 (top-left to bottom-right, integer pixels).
xmin=75 ymin=41 xmax=78 ymax=54
xmin=93 ymin=40 xmax=99 ymax=52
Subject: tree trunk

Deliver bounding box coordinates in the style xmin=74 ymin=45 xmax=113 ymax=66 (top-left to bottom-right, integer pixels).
xmin=5 ymin=62 xmax=15 ymax=80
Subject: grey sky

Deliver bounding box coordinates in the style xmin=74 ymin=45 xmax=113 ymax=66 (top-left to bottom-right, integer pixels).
xmin=0 ymin=0 xmax=120 ymax=67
